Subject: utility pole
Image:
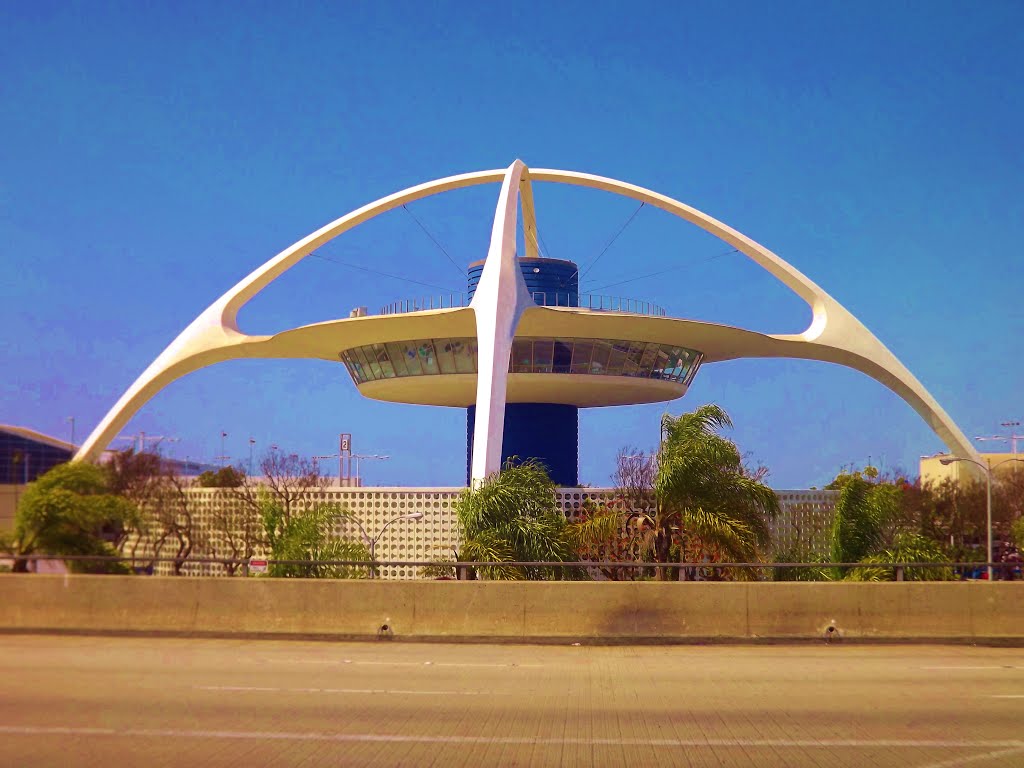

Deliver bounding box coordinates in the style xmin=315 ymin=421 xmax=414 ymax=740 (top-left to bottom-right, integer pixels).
xmin=217 ymin=431 xmax=229 ymax=467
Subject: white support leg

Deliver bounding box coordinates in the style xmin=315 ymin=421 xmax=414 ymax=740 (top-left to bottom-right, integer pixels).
xmin=469 ymin=160 xmax=534 ymax=485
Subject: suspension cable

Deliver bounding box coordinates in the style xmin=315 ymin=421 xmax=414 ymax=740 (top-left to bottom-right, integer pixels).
xmin=587 ymin=247 xmax=738 ymax=293
xmin=402 ymin=204 xmax=465 ymax=276
xmin=521 ymin=215 xmax=547 ymax=260
xmin=310 ymin=252 xmax=454 ymax=292
xmin=575 ymin=201 xmax=646 ymax=281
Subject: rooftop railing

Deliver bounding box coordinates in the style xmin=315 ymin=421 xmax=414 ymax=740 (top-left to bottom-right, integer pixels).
xmin=379 ymin=292 xmax=667 ymax=317
xmin=380 ymin=294 xmax=469 ymax=315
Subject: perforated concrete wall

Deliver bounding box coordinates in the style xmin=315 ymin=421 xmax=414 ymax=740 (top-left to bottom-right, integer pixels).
xmin=771 ymin=490 xmax=838 ymax=557
xmin=129 ymin=487 xmax=835 ymax=578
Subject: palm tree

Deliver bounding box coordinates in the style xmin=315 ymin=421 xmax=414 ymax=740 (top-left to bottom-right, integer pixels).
xmin=455 ymin=459 xmax=583 ymax=580
xmin=829 ymin=475 xmax=954 ymax=581
xmin=847 ymin=532 xmax=955 ymax=581
xmin=828 ymin=475 xmax=900 ymax=568
xmin=642 ymin=404 xmax=779 ymax=580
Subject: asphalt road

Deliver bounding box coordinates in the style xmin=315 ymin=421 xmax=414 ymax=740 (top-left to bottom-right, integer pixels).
xmin=1 ymin=636 xmax=1023 ymax=767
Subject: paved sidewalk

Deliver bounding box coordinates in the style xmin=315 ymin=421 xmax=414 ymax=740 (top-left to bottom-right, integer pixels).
xmin=1 ymin=635 xmax=1022 ymax=766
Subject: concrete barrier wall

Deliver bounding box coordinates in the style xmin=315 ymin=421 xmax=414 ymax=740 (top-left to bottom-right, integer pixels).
xmin=1 ymin=576 xmax=1022 ymax=642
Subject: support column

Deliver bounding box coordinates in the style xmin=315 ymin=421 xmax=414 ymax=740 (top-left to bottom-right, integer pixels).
xmin=468 ymin=160 xmax=534 ymax=485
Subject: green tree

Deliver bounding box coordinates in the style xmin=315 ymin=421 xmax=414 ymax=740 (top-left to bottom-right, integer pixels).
xmin=826 ymin=469 xmax=955 ymax=580
xmin=645 ymin=404 xmax=779 ymax=580
xmin=1012 ymin=516 xmax=1024 ymax=551
xmin=260 ymin=499 xmax=369 ymax=578
xmin=455 ymin=459 xmax=582 ymax=580
xmin=828 ymin=476 xmax=901 ymax=566
xmin=847 ymin=532 xmax=955 ymax=581
xmin=197 ymin=466 xmax=243 ymax=488
xmin=0 ymin=463 xmax=138 ymax=573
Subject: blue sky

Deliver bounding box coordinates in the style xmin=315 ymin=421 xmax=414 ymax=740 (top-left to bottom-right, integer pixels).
xmin=2 ymin=1 xmax=1021 ymax=488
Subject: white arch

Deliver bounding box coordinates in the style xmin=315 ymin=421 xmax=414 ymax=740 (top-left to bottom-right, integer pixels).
xmin=73 ymin=169 xmax=508 ymax=462
xmin=526 ymin=168 xmax=980 ymax=462
xmin=74 ymin=161 xmax=980 ymax=471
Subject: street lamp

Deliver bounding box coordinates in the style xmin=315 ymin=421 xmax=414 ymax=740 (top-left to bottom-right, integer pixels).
xmin=939 ymin=455 xmax=1024 ymax=580
xmin=348 ymin=511 xmax=424 ymax=578
xmin=313 ymin=452 xmax=390 ymax=486
xmin=352 ymin=454 xmax=389 ymax=486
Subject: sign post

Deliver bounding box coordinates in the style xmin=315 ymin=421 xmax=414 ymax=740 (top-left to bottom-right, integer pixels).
xmin=340 ymin=433 xmax=352 ymax=485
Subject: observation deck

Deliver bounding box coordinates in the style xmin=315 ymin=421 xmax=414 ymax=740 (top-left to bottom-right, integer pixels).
xmin=343 ymin=256 xmax=701 ymax=411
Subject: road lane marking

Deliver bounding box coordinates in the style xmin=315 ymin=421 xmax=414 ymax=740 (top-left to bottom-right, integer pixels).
xmin=433 ymin=662 xmax=544 ymax=668
xmin=921 ymin=666 xmax=1023 ymax=670
xmin=1 ymin=725 xmax=1022 ymax=749
xmin=0 ymin=726 xmax=116 ymax=736
xmin=252 ymin=659 xmax=543 ymax=668
xmin=916 ymin=747 xmax=1024 ymax=768
xmin=196 ymin=685 xmax=505 ymax=695
xmin=201 ymin=686 xmax=278 ymax=692
xmin=988 ymin=695 xmax=1024 ymax=699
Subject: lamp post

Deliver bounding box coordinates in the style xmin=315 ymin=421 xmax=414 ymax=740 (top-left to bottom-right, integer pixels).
xmin=348 ymin=512 xmax=424 ymax=578
xmin=352 ymin=454 xmax=390 ymax=486
xmin=67 ymin=416 xmax=75 ymax=447
xmin=976 ymin=422 xmax=1024 ymax=456
xmin=939 ymin=455 xmax=1024 ymax=580
xmin=313 ymin=452 xmax=390 ymax=486
xmin=248 ymin=438 xmax=256 ymax=475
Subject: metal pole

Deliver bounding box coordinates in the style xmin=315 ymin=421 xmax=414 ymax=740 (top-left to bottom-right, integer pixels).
xmin=987 ymin=460 xmax=993 ymax=581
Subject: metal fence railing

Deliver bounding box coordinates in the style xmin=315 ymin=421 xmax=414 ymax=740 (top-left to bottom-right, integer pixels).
xmin=2 ymin=555 xmax=1020 ymax=581
xmin=532 ymin=293 xmax=668 ymax=316
xmin=379 ymin=294 xmax=469 ymax=315
xmin=377 ymin=293 xmax=668 ymax=317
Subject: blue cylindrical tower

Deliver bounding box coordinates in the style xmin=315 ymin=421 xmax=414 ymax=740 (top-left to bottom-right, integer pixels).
xmin=467 ymin=257 xmax=579 ymax=308
xmin=466 ymin=257 xmax=580 ymax=486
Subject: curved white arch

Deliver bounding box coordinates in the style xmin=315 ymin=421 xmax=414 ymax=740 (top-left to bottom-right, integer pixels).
xmin=74 ymin=161 xmax=980 ymax=473
xmin=526 ymin=168 xmax=979 ymax=462
xmin=74 ymin=168 xmax=508 ymax=461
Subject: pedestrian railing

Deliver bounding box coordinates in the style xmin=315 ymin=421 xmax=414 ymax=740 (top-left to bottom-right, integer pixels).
xmin=2 ymin=554 xmax=1020 ymax=581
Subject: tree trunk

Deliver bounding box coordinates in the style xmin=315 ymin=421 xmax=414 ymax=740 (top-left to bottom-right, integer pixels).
xmin=654 ymin=525 xmax=673 ymax=581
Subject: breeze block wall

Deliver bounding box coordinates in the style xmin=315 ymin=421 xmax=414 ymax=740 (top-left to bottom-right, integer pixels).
xmin=124 ymin=487 xmax=836 ymax=580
